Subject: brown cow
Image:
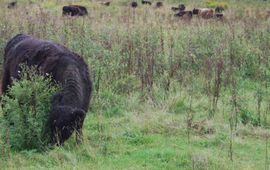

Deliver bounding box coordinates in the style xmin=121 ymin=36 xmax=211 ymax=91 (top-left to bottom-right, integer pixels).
xmin=193 ymin=8 xmax=214 ymax=19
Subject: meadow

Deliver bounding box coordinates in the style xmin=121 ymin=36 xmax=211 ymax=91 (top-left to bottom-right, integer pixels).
xmin=0 ymin=0 xmax=270 ymax=169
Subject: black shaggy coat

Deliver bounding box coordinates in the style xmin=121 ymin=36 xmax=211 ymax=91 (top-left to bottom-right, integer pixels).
xmin=2 ymin=34 xmax=92 ymax=145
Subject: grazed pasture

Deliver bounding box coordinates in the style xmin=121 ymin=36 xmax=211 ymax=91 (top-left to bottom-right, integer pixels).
xmin=0 ymin=0 xmax=270 ymax=169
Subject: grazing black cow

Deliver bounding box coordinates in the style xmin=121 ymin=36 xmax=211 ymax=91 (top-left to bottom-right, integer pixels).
xmin=62 ymin=5 xmax=88 ymax=16
xmin=142 ymin=0 xmax=151 ymax=5
xmin=2 ymin=34 xmax=92 ymax=146
xmin=156 ymin=2 xmax=163 ymax=8
xmin=131 ymin=0 xmax=138 ymax=8
xmin=7 ymin=1 xmax=17 ymax=9
xmin=101 ymin=1 xmax=110 ymax=6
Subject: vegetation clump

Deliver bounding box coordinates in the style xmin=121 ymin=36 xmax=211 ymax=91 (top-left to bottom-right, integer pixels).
xmin=0 ymin=66 xmax=59 ymax=151
xmin=206 ymin=0 xmax=228 ymax=9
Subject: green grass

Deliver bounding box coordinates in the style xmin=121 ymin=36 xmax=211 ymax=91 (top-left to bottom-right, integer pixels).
xmin=0 ymin=0 xmax=270 ymax=169
xmin=0 ymin=111 xmax=268 ymax=169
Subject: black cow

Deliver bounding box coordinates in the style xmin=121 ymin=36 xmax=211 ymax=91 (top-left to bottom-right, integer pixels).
xmin=156 ymin=2 xmax=163 ymax=8
xmin=171 ymin=4 xmax=185 ymax=12
xmin=192 ymin=8 xmax=200 ymax=15
xmin=2 ymin=34 xmax=92 ymax=146
xmin=215 ymin=6 xmax=224 ymax=13
xmin=62 ymin=5 xmax=88 ymax=16
xmin=142 ymin=0 xmax=151 ymax=5
xmin=8 ymin=1 xmax=17 ymax=9
xmin=215 ymin=13 xmax=223 ymax=19
xmin=179 ymin=4 xmax=185 ymax=11
xmin=131 ymin=0 xmax=138 ymax=8
xmin=174 ymin=10 xmax=193 ymax=19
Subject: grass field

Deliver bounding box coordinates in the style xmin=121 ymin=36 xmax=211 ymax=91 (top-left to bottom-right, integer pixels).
xmin=0 ymin=0 xmax=270 ymax=169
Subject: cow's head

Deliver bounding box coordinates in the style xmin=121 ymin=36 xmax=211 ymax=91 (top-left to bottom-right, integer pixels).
xmin=48 ymin=106 xmax=86 ymax=145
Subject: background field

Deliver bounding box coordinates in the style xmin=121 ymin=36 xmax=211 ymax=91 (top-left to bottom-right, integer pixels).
xmin=0 ymin=0 xmax=270 ymax=169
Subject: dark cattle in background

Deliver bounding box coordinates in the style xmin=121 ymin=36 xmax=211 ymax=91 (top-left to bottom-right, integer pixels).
xmin=215 ymin=13 xmax=223 ymax=19
xmin=2 ymin=34 xmax=92 ymax=146
xmin=131 ymin=1 xmax=138 ymax=8
xmin=8 ymin=1 xmax=17 ymax=9
xmin=156 ymin=2 xmax=163 ymax=8
xmin=192 ymin=8 xmax=200 ymax=15
xmin=171 ymin=4 xmax=185 ymax=12
xmin=62 ymin=5 xmax=88 ymax=16
xmin=192 ymin=8 xmax=214 ymax=19
xmin=101 ymin=1 xmax=110 ymax=6
xmin=171 ymin=7 xmax=179 ymax=11
xmin=179 ymin=4 xmax=185 ymax=11
xmin=215 ymin=6 xmax=225 ymax=13
xmin=142 ymin=0 xmax=151 ymax=5
xmin=174 ymin=10 xmax=193 ymax=19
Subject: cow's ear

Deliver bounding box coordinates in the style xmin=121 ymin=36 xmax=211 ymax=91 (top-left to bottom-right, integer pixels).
xmin=72 ymin=109 xmax=86 ymax=122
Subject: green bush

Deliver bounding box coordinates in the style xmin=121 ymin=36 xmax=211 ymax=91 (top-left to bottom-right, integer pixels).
xmin=206 ymin=0 xmax=228 ymax=9
xmin=240 ymin=108 xmax=259 ymax=126
xmin=0 ymin=66 xmax=59 ymax=151
xmin=169 ymin=97 xmax=189 ymax=115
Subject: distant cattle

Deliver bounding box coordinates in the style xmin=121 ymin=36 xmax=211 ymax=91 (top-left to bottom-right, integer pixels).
xmin=174 ymin=10 xmax=193 ymax=19
xmin=179 ymin=4 xmax=185 ymax=11
xmin=101 ymin=1 xmax=110 ymax=6
xmin=215 ymin=7 xmax=224 ymax=13
xmin=192 ymin=8 xmax=200 ymax=14
xmin=171 ymin=7 xmax=179 ymax=11
xmin=7 ymin=1 xmax=17 ymax=9
xmin=193 ymin=8 xmax=214 ymax=19
xmin=131 ymin=1 xmax=138 ymax=8
xmin=156 ymin=2 xmax=163 ymax=8
xmin=171 ymin=4 xmax=185 ymax=12
xmin=62 ymin=5 xmax=88 ymax=17
xmin=142 ymin=0 xmax=151 ymax=5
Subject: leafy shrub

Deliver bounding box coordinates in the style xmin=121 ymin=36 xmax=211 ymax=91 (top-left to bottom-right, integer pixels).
xmin=206 ymin=0 xmax=228 ymax=9
xmin=240 ymin=108 xmax=259 ymax=126
xmin=0 ymin=66 xmax=59 ymax=151
xmin=169 ymin=98 xmax=189 ymax=114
